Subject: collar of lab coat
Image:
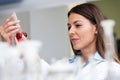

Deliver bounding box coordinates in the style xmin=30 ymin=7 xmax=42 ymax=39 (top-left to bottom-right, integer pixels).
xmin=93 ymin=51 xmax=105 ymax=64
xmin=69 ymin=51 xmax=105 ymax=67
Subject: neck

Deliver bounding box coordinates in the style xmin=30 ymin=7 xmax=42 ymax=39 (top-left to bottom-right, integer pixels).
xmin=81 ymin=50 xmax=96 ymax=63
xmin=81 ymin=42 xmax=96 ymax=62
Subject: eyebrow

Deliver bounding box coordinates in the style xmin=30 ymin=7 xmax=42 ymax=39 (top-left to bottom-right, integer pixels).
xmin=67 ymin=20 xmax=81 ymax=26
xmin=74 ymin=20 xmax=82 ymax=24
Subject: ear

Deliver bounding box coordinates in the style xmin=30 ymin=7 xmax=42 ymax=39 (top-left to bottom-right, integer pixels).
xmin=95 ymin=31 xmax=98 ymax=34
xmin=93 ymin=24 xmax=98 ymax=34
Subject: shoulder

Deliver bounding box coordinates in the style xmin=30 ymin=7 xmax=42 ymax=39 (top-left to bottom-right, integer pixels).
xmin=94 ymin=61 xmax=120 ymax=80
xmin=94 ymin=61 xmax=120 ymax=72
xmin=109 ymin=61 xmax=120 ymax=78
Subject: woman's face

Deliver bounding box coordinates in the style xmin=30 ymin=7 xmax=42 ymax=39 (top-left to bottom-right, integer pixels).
xmin=68 ymin=13 xmax=97 ymax=51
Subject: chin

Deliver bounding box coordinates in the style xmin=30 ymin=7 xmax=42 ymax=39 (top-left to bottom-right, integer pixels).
xmin=73 ymin=45 xmax=81 ymax=50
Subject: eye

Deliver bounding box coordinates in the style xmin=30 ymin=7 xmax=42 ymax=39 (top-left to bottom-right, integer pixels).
xmin=75 ymin=24 xmax=81 ymax=28
xmin=67 ymin=23 xmax=71 ymax=31
xmin=68 ymin=25 xmax=71 ymax=31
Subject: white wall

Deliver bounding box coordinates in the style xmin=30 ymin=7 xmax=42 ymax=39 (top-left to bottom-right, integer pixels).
xmin=30 ymin=6 xmax=71 ymax=63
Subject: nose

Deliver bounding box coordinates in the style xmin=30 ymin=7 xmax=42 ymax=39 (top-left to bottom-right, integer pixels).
xmin=68 ymin=26 xmax=76 ymax=35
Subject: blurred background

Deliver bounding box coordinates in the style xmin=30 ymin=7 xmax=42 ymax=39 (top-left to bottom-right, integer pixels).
xmin=0 ymin=0 xmax=120 ymax=62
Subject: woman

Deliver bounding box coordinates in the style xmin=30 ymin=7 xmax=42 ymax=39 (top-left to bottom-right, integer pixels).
xmin=68 ymin=3 xmax=119 ymax=63
xmin=67 ymin=3 xmax=120 ymax=80
xmin=68 ymin=2 xmax=120 ymax=64
xmin=0 ymin=2 xmax=120 ymax=80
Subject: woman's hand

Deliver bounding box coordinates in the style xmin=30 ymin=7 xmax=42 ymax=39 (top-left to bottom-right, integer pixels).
xmin=0 ymin=15 xmax=20 ymax=45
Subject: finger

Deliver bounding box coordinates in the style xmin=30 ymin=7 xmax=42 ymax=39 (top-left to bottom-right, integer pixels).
xmin=5 ymin=25 xmax=20 ymax=33
xmin=0 ymin=26 xmax=18 ymax=45
xmin=14 ymin=37 xmax=19 ymax=46
xmin=6 ymin=28 xmax=19 ymax=40
xmin=22 ymin=34 xmax=27 ymax=41
xmin=9 ymin=35 xmax=14 ymax=45
xmin=2 ymin=34 xmax=12 ymax=45
xmin=1 ymin=27 xmax=19 ymax=42
xmin=4 ymin=20 xmax=20 ymax=29
xmin=0 ymin=30 xmax=10 ymax=43
xmin=6 ymin=39 xmax=11 ymax=45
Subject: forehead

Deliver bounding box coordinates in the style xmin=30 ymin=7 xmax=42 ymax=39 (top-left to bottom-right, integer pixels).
xmin=68 ymin=13 xmax=89 ymax=23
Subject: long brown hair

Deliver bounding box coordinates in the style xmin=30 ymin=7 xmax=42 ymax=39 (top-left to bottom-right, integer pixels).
xmin=68 ymin=3 xmax=120 ymax=63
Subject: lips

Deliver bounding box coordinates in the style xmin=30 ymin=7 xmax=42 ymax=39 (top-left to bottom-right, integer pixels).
xmin=71 ymin=38 xmax=79 ymax=44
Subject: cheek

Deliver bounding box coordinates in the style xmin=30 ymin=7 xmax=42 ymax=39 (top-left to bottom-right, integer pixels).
xmin=76 ymin=30 xmax=95 ymax=48
xmin=72 ymin=26 xmax=96 ymax=50
xmin=83 ymin=26 xmax=96 ymax=39
xmin=82 ymin=32 xmax=96 ymax=49
xmin=84 ymin=29 xmax=95 ymax=41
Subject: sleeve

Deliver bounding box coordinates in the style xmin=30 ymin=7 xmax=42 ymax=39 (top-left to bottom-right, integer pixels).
xmin=40 ymin=59 xmax=50 ymax=75
xmin=40 ymin=59 xmax=50 ymax=68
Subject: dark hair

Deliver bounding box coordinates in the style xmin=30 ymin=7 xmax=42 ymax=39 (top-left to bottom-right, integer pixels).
xmin=68 ymin=3 xmax=120 ymax=63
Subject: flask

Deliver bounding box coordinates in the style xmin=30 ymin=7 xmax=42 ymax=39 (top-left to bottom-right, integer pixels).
xmin=12 ymin=12 xmax=27 ymax=42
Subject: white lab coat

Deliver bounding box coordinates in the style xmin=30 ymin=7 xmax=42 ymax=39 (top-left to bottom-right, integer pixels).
xmin=69 ymin=51 xmax=120 ymax=80
xmin=40 ymin=52 xmax=120 ymax=80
